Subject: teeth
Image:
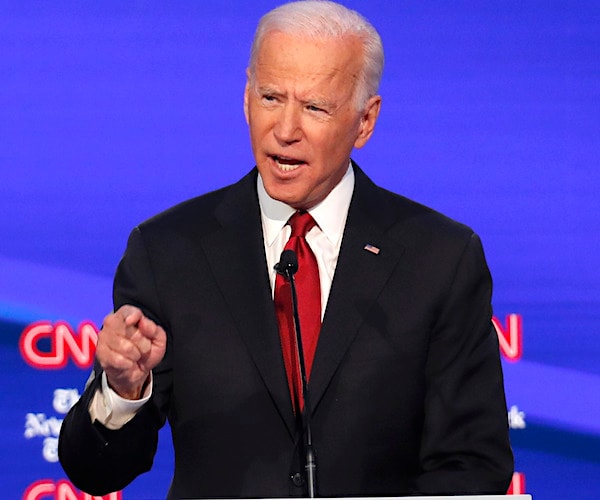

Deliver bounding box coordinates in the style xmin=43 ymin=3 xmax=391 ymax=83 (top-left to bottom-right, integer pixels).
xmin=276 ymin=161 xmax=301 ymax=172
xmin=273 ymin=156 xmax=303 ymax=172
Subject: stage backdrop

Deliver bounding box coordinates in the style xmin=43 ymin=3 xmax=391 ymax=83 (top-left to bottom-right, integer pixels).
xmin=1 ymin=1 xmax=599 ymax=499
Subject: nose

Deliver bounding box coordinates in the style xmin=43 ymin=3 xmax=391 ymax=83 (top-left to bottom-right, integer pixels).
xmin=273 ymin=104 xmax=302 ymax=144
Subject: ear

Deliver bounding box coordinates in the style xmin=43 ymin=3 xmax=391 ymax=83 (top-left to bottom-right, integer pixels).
xmin=354 ymin=95 xmax=382 ymax=149
xmin=243 ymin=70 xmax=251 ymax=125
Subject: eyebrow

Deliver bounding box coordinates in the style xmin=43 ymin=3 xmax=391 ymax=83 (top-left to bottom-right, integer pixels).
xmin=255 ymin=85 xmax=337 ymax=111
xmin=256 ymin=85 xmax=279 ymax=95
xmin=303 ymin=98 xmax=330 ymax=107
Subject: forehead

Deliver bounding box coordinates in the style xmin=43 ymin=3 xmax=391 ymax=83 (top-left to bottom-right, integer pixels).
xmin=254 ymin=31 xmax=362 ymax=88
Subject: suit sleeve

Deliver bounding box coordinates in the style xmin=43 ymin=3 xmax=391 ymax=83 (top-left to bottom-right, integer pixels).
xmin=59 ymin=227 xmax=171 ymax=496
xmin=413 ymin=233 xmax=514 ymax=494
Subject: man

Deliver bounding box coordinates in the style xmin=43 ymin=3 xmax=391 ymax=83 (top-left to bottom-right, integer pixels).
xmin=59 ymin=1 xmax=513 ymax=498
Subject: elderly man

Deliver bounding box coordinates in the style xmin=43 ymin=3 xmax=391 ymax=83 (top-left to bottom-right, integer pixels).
xmin=59 ymin=1 xmax=513 ymax=498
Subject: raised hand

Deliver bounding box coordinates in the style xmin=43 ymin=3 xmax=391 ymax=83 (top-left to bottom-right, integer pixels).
xmin=96 ymin=305 xmax=167 ymax=399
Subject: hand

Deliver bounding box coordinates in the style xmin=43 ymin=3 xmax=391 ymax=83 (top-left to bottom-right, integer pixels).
xmin=96 ymin=305 xmax=167 ymax=400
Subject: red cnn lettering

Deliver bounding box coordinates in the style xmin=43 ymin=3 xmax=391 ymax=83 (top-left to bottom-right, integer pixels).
xmin=24 ymin=479 xmax=122 ymax=500
xmin=24 ymin=480 xmax=55 ymax=500
xmin=19 ymin=321 xmax=98 ymax=370
xmin=507 ymin=471 xmax=526 ymax=494
xmin=493 ymin=314 xmax=523 ymax=362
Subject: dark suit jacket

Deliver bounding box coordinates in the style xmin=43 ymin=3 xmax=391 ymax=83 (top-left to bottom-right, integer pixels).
xmin=59 ymin=164 xmax=513 ymax=498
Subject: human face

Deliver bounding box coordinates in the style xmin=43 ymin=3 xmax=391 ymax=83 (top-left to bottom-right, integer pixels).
xmin=244 ymin=32 xmax=381 ymax=210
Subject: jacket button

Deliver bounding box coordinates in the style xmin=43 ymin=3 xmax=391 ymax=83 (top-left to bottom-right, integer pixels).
xmin=291 ymin=472 xmax=305 ymax=487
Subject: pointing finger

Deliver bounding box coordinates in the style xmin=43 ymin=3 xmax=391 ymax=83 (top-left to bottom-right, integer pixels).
xmin=137 ymin=315 xmax=163 ymax=340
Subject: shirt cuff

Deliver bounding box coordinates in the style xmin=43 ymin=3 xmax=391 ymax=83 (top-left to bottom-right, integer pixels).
xmin=88 ymin=371 xmax=152 ymax=430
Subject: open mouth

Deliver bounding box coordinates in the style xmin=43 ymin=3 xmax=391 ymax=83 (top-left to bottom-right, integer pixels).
xmin=271 ymin=155 xmax=305 ymax=172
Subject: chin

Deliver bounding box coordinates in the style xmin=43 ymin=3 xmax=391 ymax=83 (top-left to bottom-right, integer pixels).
xmin=274 ymin=193 xmax=302 ymax=208
xmin=272 ymin=191 xmax=308 ymax=210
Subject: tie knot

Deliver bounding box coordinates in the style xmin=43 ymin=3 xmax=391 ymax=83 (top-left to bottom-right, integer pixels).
xmin=288 ymin=211 xmax=316 ymax=237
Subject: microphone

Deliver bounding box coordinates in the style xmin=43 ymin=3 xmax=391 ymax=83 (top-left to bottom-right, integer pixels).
xmin=274 ymin=249 xmax=298 ymax=277
xmin=274 ymin=249 xmax=317 ymax=498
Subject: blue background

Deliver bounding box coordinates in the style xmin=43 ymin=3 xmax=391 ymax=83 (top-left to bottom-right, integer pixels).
xmin=1 ymin=1 xmax=599 ymax=498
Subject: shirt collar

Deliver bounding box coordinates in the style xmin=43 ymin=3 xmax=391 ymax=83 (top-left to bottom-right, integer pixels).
xmin=257 ymin=163 xmax=355 ymax=247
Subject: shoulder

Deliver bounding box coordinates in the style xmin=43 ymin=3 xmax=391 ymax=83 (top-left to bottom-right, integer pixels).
xmin=351 ymin=165 xmax=491 ymax=295
xmin=353 ymin=164 xmax=476 ymax=249
xmin=136 ymin=169 xmax=258 ymax=238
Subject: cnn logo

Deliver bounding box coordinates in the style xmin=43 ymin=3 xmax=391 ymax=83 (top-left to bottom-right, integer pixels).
xmin=19 ymin=321 xmax=98 ymax=370
xmin=24 ymin=479 xmax=121 ymax=500
xmin=493 ymin=314 xmax=523 ymax=362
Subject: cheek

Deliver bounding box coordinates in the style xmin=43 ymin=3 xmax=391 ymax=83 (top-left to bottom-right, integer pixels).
xmin=248 ymin=119 xmax=265 ymax=145
xmin=311 ymin=132 xmax=351 ymax=164
xmin=250 ymin=113 xmax=274 ymax=141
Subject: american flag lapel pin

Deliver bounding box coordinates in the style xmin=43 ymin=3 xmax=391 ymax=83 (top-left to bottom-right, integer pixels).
xmin=363 ymin=243 xmax=380 ymax=255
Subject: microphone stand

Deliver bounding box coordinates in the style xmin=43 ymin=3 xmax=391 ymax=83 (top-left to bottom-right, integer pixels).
xmin=285 ymin=266 xmax=317 ymax=498
xmin=276 ymin=250 xmax=318 ymax=498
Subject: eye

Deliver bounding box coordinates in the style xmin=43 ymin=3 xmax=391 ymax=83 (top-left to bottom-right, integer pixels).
xmin=262 ymin=94 xmax=278 ymax=104
xmin=306 ymin=104 xmax=325 ymax=113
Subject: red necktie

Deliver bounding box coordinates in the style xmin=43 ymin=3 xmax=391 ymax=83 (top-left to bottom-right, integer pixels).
xmin=275 ymin=211 xmax=322 ymax=411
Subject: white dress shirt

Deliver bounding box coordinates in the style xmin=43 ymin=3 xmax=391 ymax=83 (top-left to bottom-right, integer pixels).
xmin=258 ymin=164 xmax=354 ymax=317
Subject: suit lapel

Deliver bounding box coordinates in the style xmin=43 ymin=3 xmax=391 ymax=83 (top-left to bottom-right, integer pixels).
xmin=309 ymin=166 xmax=406 ymax=411
xmin=195 ymin=166 xmax=406 ymax=429
xmin=198 ymin=170 xmax=297 ymax=436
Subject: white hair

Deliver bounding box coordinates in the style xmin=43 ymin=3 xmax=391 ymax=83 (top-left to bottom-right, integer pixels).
xmin=248 ymin=0 xmax=384 ymax=110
